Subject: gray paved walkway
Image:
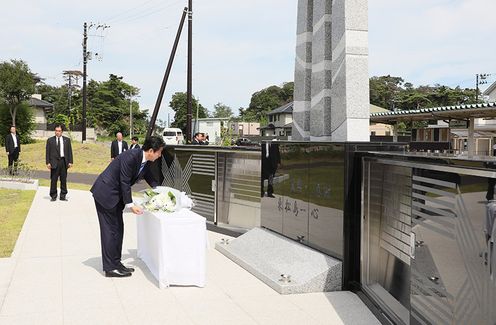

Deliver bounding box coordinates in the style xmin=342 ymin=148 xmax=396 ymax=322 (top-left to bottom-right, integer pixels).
xmin=0 ymin=187 xmax=379 ymax=325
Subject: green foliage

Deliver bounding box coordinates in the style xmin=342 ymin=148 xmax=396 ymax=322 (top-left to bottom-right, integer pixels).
xmin=220 ymin=121 xmax=234 ymax=146
xmin=37 ymin=74 xmax=147 ymax=136
xmin=370 ymin=75 xmax=478 ymax=110
xmin=240 ymin=82 xmax=293 ymax=122
xmin=0 ymin=102 xmax=35 ymax=146
xmin=50 ymin=114 xmax=70 ymax=128
xmin=0 ymin=59 xmax=36 ymax=126
xmin=212 ymin=102 xmax=233 ymax=118
xmin=169 ymin=92 xmax=208 ymax=133
xmin=107 ymin=120 xmax=131 ymax=137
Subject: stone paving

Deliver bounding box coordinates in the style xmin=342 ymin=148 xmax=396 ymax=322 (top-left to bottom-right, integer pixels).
xmin=0 ymin=187 xmax=380 ymax=324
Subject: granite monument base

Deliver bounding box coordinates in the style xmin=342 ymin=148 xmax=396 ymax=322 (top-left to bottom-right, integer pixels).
xmin=215 ymin=227 xmax=342 ymax=294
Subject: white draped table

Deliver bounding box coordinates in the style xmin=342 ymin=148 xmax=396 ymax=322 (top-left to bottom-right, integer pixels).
xmin=137 ymin=208 xmax=207 ymax=288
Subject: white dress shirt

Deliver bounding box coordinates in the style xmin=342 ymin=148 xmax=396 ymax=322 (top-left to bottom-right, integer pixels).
xmin=11 ymin=133 xmax=18 ymax=148
xmin=57 ymin=136 xmax=65 ymax=158
xmin=126 ymin=152 xmax=147 ymax=209
xmin=118 ymin=141 xmax=123 ymax=154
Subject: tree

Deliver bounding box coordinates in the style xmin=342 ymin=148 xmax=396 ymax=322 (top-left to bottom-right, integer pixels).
xmin=0 ymin=59 xmax=36 ymax=126
xmin=369 ymin=75 xmax=404 ymax=109
xmin=169 ymin=92 xmax=208 ymax=133
xmin=212 ymin=102 xmax=233 ymax=118
xmin=83 ymin=74 xmax=142 ymax=135
xmin=241 ymin=83 xmax=293 ymax=121
xmin=0 ymin=102 xmax=35 ymax=145
xmin=370 ymin=75 xmax=478 ymax=111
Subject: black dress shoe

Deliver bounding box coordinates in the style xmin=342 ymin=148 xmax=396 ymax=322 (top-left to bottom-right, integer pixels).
xmin=60 ymin=197 xmax=68 ymax=201
xmin=50 ymin=197 xmax=56 ymax=201
xmin=119 ymin=264 xmax=135 ymax=273
xmin=105 ymin=269 xmax=132 ymax=277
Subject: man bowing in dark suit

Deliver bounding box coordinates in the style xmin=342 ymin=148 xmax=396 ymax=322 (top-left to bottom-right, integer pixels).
xmin=46 ymin=124 xmax=73 ymax=201
xmin=5 ymin=126 xmax=21 ymax=175
xmin=110 ymin=132 xmax=128 ymax=160
xmin=91 ymin=136 xmax=165 ymax=278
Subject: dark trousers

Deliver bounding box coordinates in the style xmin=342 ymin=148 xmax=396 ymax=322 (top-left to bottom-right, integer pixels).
xmin=261 ymin=173 xmax=274 ymax=197
xmin=50 ymin=158 xmax=67 ymax=198
xmin=487 ymin=178 xmax=496 ymax=201
xmin=7 ymin=148 xmax=19 ymax=175
xmin=95 ymin=199 xmax=125 ymax=272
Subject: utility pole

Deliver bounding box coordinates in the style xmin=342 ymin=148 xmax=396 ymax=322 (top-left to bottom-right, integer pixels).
xmin=68 ymin=74 xmax=72 ymax=115
xmin=129 ymin=96 xmax=133 ymax=138
xmin=82 ymin=22 xmax=109 ymax=142
xmin=186 ymin=0 xmax=193 ymax=142
xmin=129 ymin=94 xmax=139 ymax=138
xmin=476 ymin=73 xmax=490 ymax=102
xmin=63 ymin=70 xmax=82 ymax=121
xmin=82 ymin=22 xmax=88 ymax=142
xmin=146 ymin=8 xmax=188 ymax=138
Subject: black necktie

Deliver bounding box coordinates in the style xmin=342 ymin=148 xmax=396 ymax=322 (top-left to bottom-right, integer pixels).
xmin=56 ymin=137 xmax=60 ymax=154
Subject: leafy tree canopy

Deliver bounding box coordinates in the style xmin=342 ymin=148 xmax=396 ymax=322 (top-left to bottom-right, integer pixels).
xmin=0 ymin=59 xmax=36 ymax=126
xmin=370 ymin=75 xmax=477 ymax=110
xmin=212 ymin=102 xmax=233 ymax=118
xmin=169 ymin=92 xmax=209 ymax=133
xmin=240 ymin=82 xmax=293 ymax=122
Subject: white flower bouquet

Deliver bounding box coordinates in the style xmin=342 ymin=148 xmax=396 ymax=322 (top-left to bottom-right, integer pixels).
xmin=142 ymin=186 xmax=194 ymax=213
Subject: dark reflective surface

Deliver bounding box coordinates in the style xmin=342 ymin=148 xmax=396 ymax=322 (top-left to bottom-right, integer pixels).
xmin=261 ymin=142 xmax=345 ymax=259
xmin=307 ymin=144 xmax=344 ymax=258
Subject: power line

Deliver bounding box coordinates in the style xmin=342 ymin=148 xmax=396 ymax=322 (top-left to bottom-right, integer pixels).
xmin=109 ymin=0 xmax=183 ymax=25
xmin=102 ymin=0 xmax=159 ymax=22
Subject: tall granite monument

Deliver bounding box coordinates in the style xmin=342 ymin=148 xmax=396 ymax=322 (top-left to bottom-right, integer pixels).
xmin=293 ymin=0 xmax=369 ymax=141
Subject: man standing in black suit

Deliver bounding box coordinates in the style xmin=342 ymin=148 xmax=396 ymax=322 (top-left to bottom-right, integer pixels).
xmin=91 ymin=136 xmax=165 ymax=278
xmin=261 ymin=141 xmax=281 ymax=198
xmin=129 ymin=136 xmax=140 ymax=149
xmin=5 ymin=126 xmax=21 ymax=175
xmin=111 ymin=132 xmax=128 ymax=160
xmin=46 ymin=124 xmax=73 ymax=201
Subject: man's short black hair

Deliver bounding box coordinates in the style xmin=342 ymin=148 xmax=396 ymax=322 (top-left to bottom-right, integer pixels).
xmin=194 ymin=132 xmax=201 ymax=138
xmin=142 ymin=136 xmax=165 ymax=151
xmin=132 ymin=136 xmax=139 ymax=141
xmin=54 ymin=124 xmax=65 ymax=131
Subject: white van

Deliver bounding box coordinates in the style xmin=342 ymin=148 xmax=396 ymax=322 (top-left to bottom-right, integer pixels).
xmin=162 ymin=128 xmax=184 ymax=145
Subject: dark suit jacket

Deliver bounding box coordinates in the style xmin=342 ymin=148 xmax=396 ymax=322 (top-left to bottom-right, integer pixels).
xmin=191 ymin=138 xmax=202 ymax=145
xmin=111 ymin=140 xmax=128 ymax=158
xmin=130 ymin=143 xmax=140 ymax=149
xmin=45 ymin=136 xmax=73 ymax=169
xmin=5 ymin=133 xmax=21 ymax=154
xmin=91 ymin=149 xmax=159 ymax=210
xmin=262 ymin=142 xmax=281 ymax=177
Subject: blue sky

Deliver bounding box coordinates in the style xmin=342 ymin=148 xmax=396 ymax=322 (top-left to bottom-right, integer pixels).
xmin=1 ymin=0 xmax=495 ymax=122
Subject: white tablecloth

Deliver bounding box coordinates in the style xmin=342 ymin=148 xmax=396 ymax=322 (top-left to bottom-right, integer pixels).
xmin=137 ymin=208 xmax=207 ymax=288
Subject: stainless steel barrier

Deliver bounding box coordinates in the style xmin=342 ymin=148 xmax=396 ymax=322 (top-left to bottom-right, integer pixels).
xmin=362 ymin=154 xmax=496 ymax=325
xmin=161 ymin=146 xmax=261 ymax=230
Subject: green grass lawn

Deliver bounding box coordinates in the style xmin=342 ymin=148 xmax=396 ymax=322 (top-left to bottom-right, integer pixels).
xmin=0 ymin=140 xmax=111 ymax=174
xmin=0 ymin=189 xmax=36 ymax=257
